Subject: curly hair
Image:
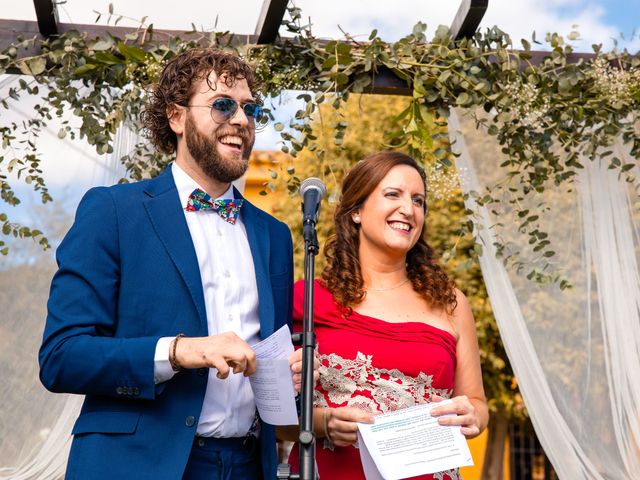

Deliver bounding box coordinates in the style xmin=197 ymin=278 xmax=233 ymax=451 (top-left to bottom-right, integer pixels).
xmin=140 ymin=48 xmax=259 ymax=154
xmin=322 ymin=151 xmax=458 ymax=314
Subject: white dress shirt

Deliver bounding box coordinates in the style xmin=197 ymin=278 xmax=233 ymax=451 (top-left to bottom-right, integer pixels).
xmin=154 ymin=162 xmax=261 ymax=437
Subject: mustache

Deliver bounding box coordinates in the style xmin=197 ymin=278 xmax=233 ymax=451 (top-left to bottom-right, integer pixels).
xmin=214 ymin=127 xmax=251 ymax=143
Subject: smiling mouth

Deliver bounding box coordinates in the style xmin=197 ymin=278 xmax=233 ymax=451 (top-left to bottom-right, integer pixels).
xmin=219 ymin=135 xmax=243 ymax=152
xmin=388 ymin=221 xmax=412 ymax=232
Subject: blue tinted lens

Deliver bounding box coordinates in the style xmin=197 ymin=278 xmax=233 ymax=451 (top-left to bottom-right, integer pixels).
xmin=211 ymin=98 xmax=238 ymax=118
xmin=243 ymin=103 xmax=263 ymax=120
xmin=210 ymin=98 xmax=263 ymax=122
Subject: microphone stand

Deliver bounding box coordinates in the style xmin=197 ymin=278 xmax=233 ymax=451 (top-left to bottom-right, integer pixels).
xmin=277 ymin=221 xmax=319 ymax=480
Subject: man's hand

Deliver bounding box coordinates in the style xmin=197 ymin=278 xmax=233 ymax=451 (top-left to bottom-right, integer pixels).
xmin=288 ymin=348 xmax=320 ymax=393
xmin=174 ymin=332 xmax=257 ymax=379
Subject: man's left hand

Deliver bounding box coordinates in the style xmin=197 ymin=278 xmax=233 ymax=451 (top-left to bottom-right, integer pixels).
xmin=288 ymin=348 xmax=320 ymax=393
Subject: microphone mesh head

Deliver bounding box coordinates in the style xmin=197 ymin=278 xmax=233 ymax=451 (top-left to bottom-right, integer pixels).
xmin=300 ymin=177 xmax=327 ymax=200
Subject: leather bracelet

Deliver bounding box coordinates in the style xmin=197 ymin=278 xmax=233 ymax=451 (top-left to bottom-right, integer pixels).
xmin=169 ymin=333 xmax=185 ymax=372
xmin=323 ymin=408 xmax=334 ymax=443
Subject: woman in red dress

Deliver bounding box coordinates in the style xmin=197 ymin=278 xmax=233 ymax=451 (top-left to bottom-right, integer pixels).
xmin=283 ymin=151 xmax=488 ymax=479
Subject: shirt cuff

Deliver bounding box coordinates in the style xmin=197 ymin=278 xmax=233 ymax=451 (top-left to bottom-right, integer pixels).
xmin=154 ymin=336 xmax=178 ymax=384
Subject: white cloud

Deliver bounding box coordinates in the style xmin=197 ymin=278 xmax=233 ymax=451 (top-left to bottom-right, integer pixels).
xmin=479 ymin=0 xmax=626 ymax=51
xmin=292 ymin=0 xmax=634 ymax=51
xmin=53 ymin=0 xmax=263 ymax=34
xmin=287 ymin=1 xmax=459 ymax=41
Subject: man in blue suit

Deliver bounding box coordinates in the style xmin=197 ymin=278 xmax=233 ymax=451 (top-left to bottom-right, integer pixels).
xmin=40 ymin=48 xmax=304 ymax=479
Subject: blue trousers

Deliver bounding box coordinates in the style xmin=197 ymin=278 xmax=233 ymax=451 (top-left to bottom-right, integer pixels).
xmin=182 ymin=436 xmax=262 ymax=480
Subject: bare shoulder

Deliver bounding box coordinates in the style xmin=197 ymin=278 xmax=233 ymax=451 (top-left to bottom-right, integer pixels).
xmin=450 ymin=289 xmax=476 ymax=335
xmin=453 ymin=288 xmax=471 ymax=311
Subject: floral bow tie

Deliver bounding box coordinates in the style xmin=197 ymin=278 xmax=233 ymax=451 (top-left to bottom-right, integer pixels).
xmin=185 ymin=188 xmax=244 ymax=225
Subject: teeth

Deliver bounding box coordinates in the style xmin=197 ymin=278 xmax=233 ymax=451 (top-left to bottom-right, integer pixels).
xmin=389 ymin=222 xmax=410 ymax=231
xmin=220 ymin=135 xmax=242 ymax=146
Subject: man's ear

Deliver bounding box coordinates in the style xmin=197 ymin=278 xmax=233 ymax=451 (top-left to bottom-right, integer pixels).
xmin=167 ymin=104 xmax=186 ymax=136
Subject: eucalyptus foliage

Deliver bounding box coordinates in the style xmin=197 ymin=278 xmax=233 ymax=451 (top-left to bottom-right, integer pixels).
xmin=1 ymin=6 xmax=638 ymax=284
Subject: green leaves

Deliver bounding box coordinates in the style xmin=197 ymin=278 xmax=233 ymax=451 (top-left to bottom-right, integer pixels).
xmin=117 ymin=42 xmax=148 ymax=63
xmin=0 ymin=5 xmax=638 ymax=272
xmin=17 ymin=57 xmax=47 ymax=76
xmin=456 ymin=92 xmax=471 ymax=106
xmin=89 ymin=38 xmax=115 ymax=51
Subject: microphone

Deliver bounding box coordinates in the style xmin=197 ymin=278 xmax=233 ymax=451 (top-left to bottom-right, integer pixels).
xmin=299 ymin=177 xmax=327 ymax=230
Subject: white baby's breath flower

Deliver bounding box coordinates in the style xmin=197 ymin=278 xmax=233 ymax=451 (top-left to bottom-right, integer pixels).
xmin=590 ymin=57 xmax=639 ymax=106
xmin=426 ymin=164 xmax=462 ymax=202
xmin=502 ymin=78 xmax=550 ymax=128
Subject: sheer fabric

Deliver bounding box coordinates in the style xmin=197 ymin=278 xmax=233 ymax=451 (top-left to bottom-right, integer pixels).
xmin=0 ymin=108 xmax=136 ymax=479
xmin=449 ymin=109 xmax=640 ymax=479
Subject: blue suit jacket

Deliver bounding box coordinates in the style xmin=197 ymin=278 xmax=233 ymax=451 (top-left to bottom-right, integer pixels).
xmin=39 ymin=167 xmax=293 ymax=480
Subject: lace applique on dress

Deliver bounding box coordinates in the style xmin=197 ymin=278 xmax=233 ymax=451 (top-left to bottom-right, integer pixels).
xmin=433 ymin=469 xmax=463 ymax=480
xmin=314 ymin=351 xmax=453 ymax=452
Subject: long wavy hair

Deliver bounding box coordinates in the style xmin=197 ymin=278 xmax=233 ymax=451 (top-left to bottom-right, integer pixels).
xmin=141 ymin=48 xmax=259 ymax=154
xmin=322 ymin=151 xmax=458 ymax=314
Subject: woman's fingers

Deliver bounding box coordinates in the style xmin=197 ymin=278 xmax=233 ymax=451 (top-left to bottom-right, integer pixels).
xmin=325 ymin=407 xmax=375 ymax=447
xmin=430 ymin=395 xmax=479 ymax=437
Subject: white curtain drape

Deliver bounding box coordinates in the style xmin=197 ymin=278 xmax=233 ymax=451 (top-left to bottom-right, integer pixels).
xmin=0 ymin=118 xmax=139 ymax=480
xmin=449 ymin=109 xmax=640 ymax=479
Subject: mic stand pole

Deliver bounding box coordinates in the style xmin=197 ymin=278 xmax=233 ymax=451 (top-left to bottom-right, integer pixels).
xmin=277 ymin=221 xmax=318 ymax=480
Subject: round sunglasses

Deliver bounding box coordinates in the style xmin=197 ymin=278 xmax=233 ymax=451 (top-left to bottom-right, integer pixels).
xmin=188 ymin=98 xmax=265 ymax=125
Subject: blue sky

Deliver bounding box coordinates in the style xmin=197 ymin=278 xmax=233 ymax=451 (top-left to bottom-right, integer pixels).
xmin=572 ymin=0 xmax=640 ymax=41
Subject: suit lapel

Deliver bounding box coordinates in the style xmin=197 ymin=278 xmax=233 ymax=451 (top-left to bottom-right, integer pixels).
xmin=236 ymin=188 xmax=275 ymax=339
xmin=143 ymin=168 xmax=208 ymax=334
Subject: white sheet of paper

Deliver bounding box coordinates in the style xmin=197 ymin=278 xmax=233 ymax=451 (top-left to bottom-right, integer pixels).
xmin=358 ymin=431 xmax=385 ymax=480
xmin=249 ymin=324 xmax=299 ymax=425
xmin=356 ymin=401 xmax=473 ymax=480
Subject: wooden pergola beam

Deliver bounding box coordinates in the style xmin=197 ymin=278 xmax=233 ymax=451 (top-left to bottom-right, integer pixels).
xmin=32 ymin=0 xmax=58 ymax=37
xmin=368 ymin=67 xmax=410 ymax=95
xmin=450 ymin=0 xmax=489 ymax=41
xmin=254 ymin=0 xmax=288 ymax=44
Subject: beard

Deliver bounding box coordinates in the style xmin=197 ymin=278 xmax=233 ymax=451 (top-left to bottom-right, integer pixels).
xmin=184 ymin=112 xmax=255 ymax=183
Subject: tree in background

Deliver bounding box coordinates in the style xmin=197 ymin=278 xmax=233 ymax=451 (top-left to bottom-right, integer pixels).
xmin=270 ymin=93 xmax=525 ymax=478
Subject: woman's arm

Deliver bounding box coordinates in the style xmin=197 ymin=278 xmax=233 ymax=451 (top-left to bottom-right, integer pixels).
xmin=276 ymin=407 xmax=375 ymax=445
xmin=431 ymin=289 xmax=489 ymax=438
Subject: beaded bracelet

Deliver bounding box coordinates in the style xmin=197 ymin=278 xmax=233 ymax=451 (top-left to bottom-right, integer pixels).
xmin=169 ymin=333 xmax=185 ymax=372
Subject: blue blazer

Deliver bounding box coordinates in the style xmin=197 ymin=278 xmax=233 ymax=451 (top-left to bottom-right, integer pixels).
xmin=39 ymin=167 xmax=294 ymax=480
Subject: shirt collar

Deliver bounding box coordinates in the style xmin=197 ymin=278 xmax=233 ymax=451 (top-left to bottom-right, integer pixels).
xmin=172 ymin=162 xmax=235 ymax=208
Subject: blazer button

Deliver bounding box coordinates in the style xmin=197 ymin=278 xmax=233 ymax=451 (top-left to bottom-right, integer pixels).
xmin=116 ymin=387 xmax=123 ymax=395
xmin=197 ymin=368 xmax=207 ymax=377
xmin=185 ymin=416 xmax=196 ymax=427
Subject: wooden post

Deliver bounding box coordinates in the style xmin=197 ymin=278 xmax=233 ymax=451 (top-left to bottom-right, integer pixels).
xmin=450 ymin=0 xmax=489 ymax=41
xmin=254 ymin=0 xmax=288 ymax=44
xmin=32 ymin=0 xmax=58 ymax=37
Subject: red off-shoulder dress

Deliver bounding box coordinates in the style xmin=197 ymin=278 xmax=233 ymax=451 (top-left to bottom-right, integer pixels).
xmin=289 ymin=280 xmax=462 ymax=480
